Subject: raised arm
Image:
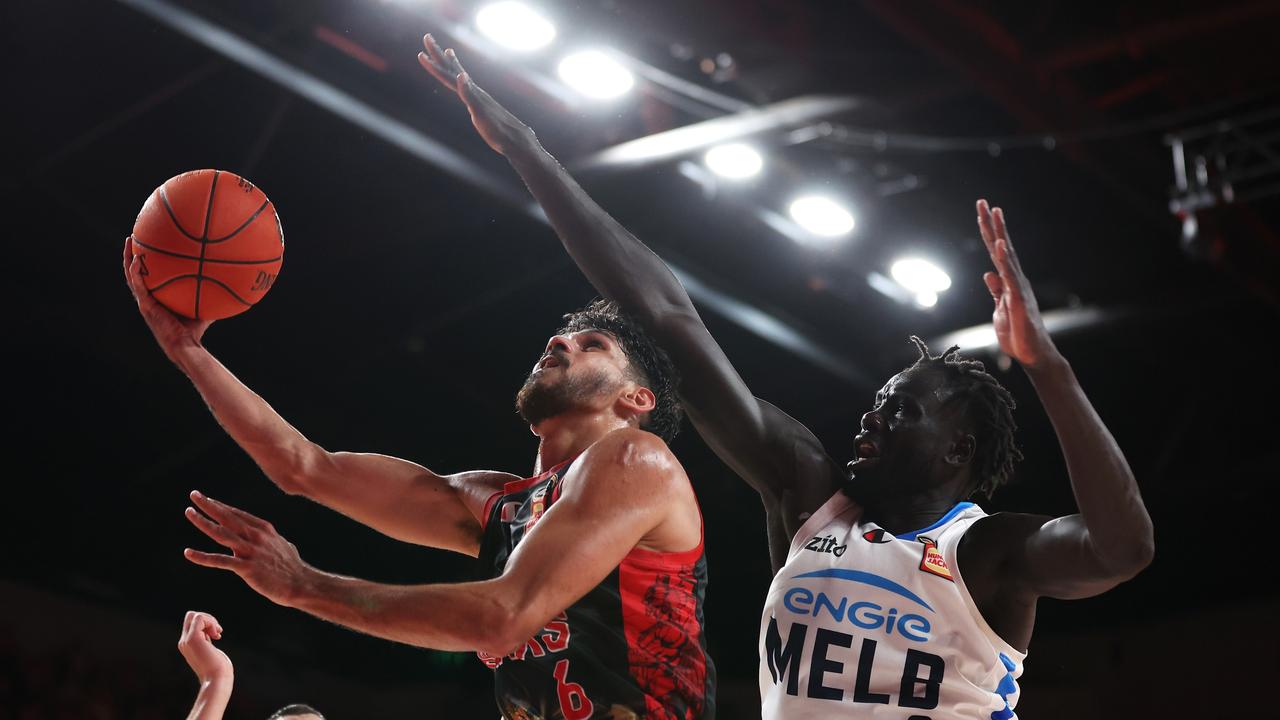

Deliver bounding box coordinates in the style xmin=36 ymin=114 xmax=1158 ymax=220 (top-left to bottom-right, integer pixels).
xmin=125 ymin=240 xmax=510 ymax=556
xmin=177 ymin=611 xmax=233 ymax=720
xmin=975 ymin=200 xmax=1154 ymax=599
xmin=416 ymin=38 xmax=841 ymax=524
xmin=183 ymin=429 xmax=694 ymax=657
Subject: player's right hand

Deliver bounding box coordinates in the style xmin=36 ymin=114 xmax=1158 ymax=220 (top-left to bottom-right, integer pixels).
xmin=178 ymin=610 xmax=233 ymax=683
xmin=124 ymin=236 xmax=213 ymax=353
xmin=417 ymin=33 xmax=537 ymax=157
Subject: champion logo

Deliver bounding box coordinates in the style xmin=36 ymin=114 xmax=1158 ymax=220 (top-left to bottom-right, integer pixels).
xmin=917 ymin=536 xmax=954 ymax=581
xmin=862 ymin=528 xmax=893 ymax=544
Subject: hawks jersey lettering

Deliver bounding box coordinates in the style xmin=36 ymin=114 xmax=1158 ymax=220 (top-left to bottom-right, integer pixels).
xmin=759 ymin=493 xmax=1025 ymax=720
xmin=477 ymin=459 xmax=716 ymax=720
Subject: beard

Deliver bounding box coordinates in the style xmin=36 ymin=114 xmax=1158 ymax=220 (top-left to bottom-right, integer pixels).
xmin=516 ymin=366 xmax=618 ymax=426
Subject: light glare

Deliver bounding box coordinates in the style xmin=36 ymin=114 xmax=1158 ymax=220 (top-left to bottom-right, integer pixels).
xmin=475 ymin=2 xmax=556 ymax=52
xmin=704 ymin=143 xmax=763 ymax=179
xmin=890 ymin=258 xmax=952 ymax=294
xmin=558 ymin=50 xmax=634 ymax=99
xmin=788 ymin=196 xmax=855 ymax=237
xmin=915 ymin=291 xmax=938 ymax=308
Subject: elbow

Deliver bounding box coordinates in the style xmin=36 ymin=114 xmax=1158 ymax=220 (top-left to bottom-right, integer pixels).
xmin=274 ymin=443 xmax=328 ymax=497
xmin=1131 ymin=531 xmax=1156 ymax=574
xmin=1127 ymin=516 xmax=1157 ymax=576
xmin=1099 ymin=528 xmax=1155 ymax=582
xmin=474 ymin=604 xmax=537 ymax=658
xmin=470 ymin=585 xmax=549 ymax=657
xmin=646 ymin=303 xmax=698 ymax=333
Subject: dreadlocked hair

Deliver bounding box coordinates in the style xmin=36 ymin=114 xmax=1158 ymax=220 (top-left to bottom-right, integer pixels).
xmin=558 ymin=299 xmax=684 ymax=443
xmin=268 ymin=705 xmax=325 ymax=720
xmin=906 ymin=335 xmax=1022 ymax=499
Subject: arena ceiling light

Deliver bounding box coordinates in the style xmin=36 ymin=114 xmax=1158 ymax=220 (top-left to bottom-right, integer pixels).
xmin=890 ymin=257 xmax=952 ymax=308
xmin=475 ymin=2 xmax=556 ymax=52
xmin=788 ymin=195 xmax=855 ymax=238
xmin=704 ymin=143 xmax=763 ymax=180
xmin=557 ymin=50 xmax=635 ymax=100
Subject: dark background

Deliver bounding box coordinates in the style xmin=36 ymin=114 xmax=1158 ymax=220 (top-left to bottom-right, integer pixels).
xmin=3 ymin=0 xmax=1279 ymax=717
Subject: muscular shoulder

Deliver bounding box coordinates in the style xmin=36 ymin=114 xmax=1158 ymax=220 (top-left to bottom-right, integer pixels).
xmin=959 ymin=512 xmax=1052 ymax=586
xmin=963 ymin=512 xmax=1051 ymax=553
xmin=554 ymin=428 xmax=689 ymax=516
xmin=578 ymin=427 xmax=684 ymax=487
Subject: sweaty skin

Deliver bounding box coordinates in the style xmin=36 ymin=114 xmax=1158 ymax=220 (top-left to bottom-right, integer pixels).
xmin=416 ymin=35 xmax=1153 ymax=654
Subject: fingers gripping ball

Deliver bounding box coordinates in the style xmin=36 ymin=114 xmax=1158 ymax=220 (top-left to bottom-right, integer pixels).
xmin=131 ymin=169 xmax=284 ymax=320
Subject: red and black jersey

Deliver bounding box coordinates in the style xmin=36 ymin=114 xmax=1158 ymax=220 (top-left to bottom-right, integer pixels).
xmin=476 ymin=458 xmax=716 ymax=720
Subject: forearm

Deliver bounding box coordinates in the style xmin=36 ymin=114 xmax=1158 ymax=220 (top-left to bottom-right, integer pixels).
xmin=1025 ymin=352 xmax=1154 ymax=572
xmin=506 ymin=137 xmax=693 ymax=324
xmin=170 ymin=340 xmax=317 ymax=492
xmin=186 ymin=674 xmax=233 ymax=720
xmin=290 ymin=567 xmax=521 ymax=656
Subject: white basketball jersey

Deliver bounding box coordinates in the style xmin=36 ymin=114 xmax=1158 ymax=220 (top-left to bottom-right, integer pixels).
xmin=759 ymin=492 xmax=1025 ymax=719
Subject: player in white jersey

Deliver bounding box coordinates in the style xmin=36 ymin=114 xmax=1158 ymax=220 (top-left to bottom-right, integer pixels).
xmin=417 ymin=46 xmax=1155 ymax=718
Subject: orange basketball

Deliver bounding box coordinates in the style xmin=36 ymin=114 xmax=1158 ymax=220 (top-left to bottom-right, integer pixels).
xmin=131 ymin=169 xmax=284 ymax=320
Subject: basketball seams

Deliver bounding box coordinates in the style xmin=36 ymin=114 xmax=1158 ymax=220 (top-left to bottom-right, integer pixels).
xmin=195 ymin=275 xmax=254 ymax=307
xmin=206 ymin=199 xmax=274 ymax=244
xmin=131 ymin=238 xmax=281 ymax=265
xmin=150 ymin=274 xmax=203 ymax=294
xmin=193 ymin=170 xmax=220 ymax=320
xmin=151 ymin=275 xmax=252 ymax=307
xmin=157 ymin=187 xmax=203 ymax=242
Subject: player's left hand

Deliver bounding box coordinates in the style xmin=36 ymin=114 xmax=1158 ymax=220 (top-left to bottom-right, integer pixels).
xmin=976 ymin=199 xmax=1058 ymax=368
xmin=417 ymin=33 xmax=537 ymax=156
xmin=184 ymin=490 xmax=309 ymax=608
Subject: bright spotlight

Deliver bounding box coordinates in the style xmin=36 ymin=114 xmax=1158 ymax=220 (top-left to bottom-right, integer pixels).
xmin=891 ymin=257 xmax=951 ymax=308
xmin=475 ymin=2 xmax=556 ymax=52
xmin=557 ymin=50 xmax=634 ymax=99
xmin=890 ymin=257 xmax=951 ymax=293
xmin=788 ymin=196 xmax=855 ymax=237
xmin=915 ymin=291 xmax=938 ymax=308
xmin=704 ymin=143 xmax=763 ymax=180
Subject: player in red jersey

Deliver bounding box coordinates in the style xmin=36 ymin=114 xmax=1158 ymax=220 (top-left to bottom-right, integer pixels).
xmin=126 ymin=241 xmax=715 ymax=716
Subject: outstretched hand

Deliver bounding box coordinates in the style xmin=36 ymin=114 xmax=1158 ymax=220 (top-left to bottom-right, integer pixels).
xmin=124 ymin=237 xmax=213 ymax=354
xmin=417 ymin=33 xmax=537 ymax=156
xmin=183 ymin=490 xmax=309 ymax=608
xmin=976 ymin=199 xmax=1057 ymax=368
xmin=178 ymin=610 xmax=232 ymax=683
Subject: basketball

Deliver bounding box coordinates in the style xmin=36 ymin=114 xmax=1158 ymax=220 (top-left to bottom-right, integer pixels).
xmin=130 ymin=169 xmax=284 ymax=320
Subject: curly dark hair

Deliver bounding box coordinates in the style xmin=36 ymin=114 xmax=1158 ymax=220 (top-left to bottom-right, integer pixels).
xmin=906 ymin=336 xmax=1022 ymax=499
xmin=558 ymin=299 xmax=683 ymax=443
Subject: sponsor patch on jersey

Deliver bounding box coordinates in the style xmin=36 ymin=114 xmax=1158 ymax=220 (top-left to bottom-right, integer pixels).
xmin=917 ymin=536 xmax=954 ymax=581
xmin=524 ymin=485 xmax=549 ymax=532
xmin=862 ymin=528 xmax=893 ymax=544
